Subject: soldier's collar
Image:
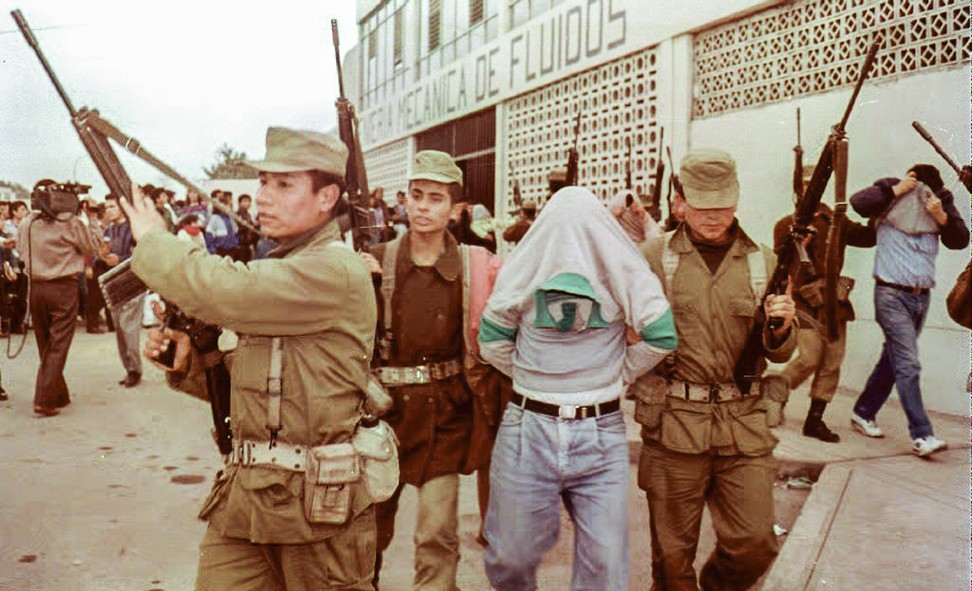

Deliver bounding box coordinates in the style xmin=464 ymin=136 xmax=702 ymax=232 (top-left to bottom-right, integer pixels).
xmin=266 ymin=221 xmax=338 ymax=259
xmin=397 ymin=230 xmax=460 ymax=281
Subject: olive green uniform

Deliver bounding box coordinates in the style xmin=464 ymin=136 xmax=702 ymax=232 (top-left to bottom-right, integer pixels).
xmin=632 ymin=225 xmax=796 ymax=591
xmin=132 ymin=222 xmax=377 ymax=591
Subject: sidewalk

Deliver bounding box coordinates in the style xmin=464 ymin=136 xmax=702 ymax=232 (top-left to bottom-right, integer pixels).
xmin=762 ymin=385 xmax=970 ymax=591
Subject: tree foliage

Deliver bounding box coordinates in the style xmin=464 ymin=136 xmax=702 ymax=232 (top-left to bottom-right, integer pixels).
xmin=203 ymin=143 xmax=258 ymax=179
xmin=0 ymin=180 xmax=29 ymax=200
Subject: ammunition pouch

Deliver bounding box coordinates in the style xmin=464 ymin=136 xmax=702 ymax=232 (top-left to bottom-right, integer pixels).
xmin=304 ymin=443 xmax=360 ymax=525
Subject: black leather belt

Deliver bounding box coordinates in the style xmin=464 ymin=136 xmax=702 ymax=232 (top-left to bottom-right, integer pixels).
xmin=876 ymin=279 xmax=929 ymax=295
xmin=511 ymin=392 xmax=621 ymax=420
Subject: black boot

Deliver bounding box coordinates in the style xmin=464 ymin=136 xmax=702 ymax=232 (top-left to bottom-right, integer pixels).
xmin=803 ymin=399 xmax=840 ymax=442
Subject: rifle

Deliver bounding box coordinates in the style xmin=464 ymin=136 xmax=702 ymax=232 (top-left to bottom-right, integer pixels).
xmin=565 ymin=110 xmax=582 ymax=186
xmin=732 ymin=41 xmax=879 ymax=394
xmin=648 ymin=128 xmax=665 ymax=222
xmin=793 ymin=108 xmax=803 ymax=200
xmin=332 ymin=19 xmax=378 ymax=251
xmin=13 ymin=9 xmax=238 ymax=455
xmin=912 ymin=121 xmax=972 ymax=193
xmin=511 ymin=164 xmax=523 ymax=214
xmin=822 ymin=140 xmax=848 ymax=341
xmin=663 ymin=146 xmax=682 ymax=231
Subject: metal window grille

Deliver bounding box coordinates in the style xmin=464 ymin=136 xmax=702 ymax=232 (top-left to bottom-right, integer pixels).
xmin=470 ymin=0 xmax=484 ymax=25
xmin=393 ymin=9 xmax=404 ymax=65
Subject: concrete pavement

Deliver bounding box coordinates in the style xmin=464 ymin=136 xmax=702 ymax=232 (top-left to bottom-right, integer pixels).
xmin=0 ymin=330 xmax=967 ymax=590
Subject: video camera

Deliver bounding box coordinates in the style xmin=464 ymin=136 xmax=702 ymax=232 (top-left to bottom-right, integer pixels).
xmin=31 ymin=179 xmax=90 ymax=219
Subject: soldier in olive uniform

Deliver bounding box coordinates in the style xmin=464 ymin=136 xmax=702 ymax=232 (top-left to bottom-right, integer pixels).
xmin=632 ymin=148 xmax=797 ymax=591
xmin=130 ymin=127 xmax=378 ymax=591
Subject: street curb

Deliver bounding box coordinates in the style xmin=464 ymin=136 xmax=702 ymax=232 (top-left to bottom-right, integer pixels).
xmin=761 ymin=464 xmax=852 ymax=591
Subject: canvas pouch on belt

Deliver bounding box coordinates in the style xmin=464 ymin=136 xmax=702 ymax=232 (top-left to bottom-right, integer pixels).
xmin=304 ymin=443 xmax=360 ymax=525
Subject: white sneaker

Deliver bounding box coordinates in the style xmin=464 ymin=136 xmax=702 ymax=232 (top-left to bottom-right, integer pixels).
xmin=850 ymin=413 xmax=885 ymax=438
xmin=912 ymin=436 xmax=947 ymax=457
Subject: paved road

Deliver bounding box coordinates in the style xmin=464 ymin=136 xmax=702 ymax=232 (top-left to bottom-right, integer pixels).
xmin=6 ymin=328 xmax=956 ymax=590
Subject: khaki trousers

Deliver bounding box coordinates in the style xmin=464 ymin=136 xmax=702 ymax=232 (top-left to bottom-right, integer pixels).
xmin=639 ymin=442 xmax=778 ymax=591
xmin=194 ymin=506 xmax=376 ymax=591
xmin=779 ymin=326 xmax=847 ymax=402
xmin=374 ymin=473 xmax=460 ymax=590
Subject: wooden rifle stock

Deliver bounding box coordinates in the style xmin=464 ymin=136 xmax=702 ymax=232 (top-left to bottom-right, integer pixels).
xmin=732 ymin=41 xmax=879 ymax=393
xmin=823 ymin=140 xmax=848 ymax=342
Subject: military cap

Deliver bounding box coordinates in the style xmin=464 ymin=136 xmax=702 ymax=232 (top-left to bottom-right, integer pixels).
xmin=408 ymin=150 xmax=463 ymax=187
xmin=547 ymin=168 xmax=567 ymax=183
xmin=679 ymin=148 xmax=739 ymax=209
xmin=521 ymin=200 xmax=537 ymax=212
xmin=245 ymin=127 xmax=348 ymax=177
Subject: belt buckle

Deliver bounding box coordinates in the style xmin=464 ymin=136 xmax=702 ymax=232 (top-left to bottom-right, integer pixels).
xmin=415 ymin=364 xmax=429 ymax=383
xmin=708 ymin=384 xmax=720 ymax=403
xmin=559 ymin=405 xmax=577 ymax=420
xmin=911 ymin=286 xmax=922 ymax=296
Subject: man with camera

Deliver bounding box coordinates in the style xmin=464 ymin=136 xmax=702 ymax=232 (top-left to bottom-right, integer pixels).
xmin=17 ymin=180 xmax=103 ymax=416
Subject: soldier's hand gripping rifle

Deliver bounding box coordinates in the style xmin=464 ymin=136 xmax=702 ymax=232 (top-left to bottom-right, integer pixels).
xmin=332 ymin=19 xmax=380 ymax=251
xmin=732 ymin=41 xmax=879 ymax=394
xmin=565 ymin=110 xmax=582 ymax=186
xmin=12 ymin=9 xmax=248 ymax=455
xmin=648 ymin=128 xmax=665 ymax=222
xmin=912 ymin=121 xmax=972 ymax=194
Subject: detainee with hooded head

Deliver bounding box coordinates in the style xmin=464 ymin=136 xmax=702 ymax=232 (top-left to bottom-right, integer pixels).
xmin=127 ymin=127 xmax=378 ymax=590
xmin=477 ymin=186 xmax=677 ymax=590
xmin=631 ymin=148 xmax=797 ymax=591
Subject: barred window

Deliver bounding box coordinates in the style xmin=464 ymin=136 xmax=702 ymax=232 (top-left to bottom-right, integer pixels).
xmin=429 ymin=0 xmax=441 ymax=51
xmin=393 ymin=9 xmax=404 ymax=66
xmin=367 ymin=31 xmax=377 ymax=60
xmin=470 ymin=0 xmax=484 ymax=25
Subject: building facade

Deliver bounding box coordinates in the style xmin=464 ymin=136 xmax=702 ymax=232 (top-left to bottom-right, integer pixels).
xmin=350 ymin=0 xmax=971 ymax=414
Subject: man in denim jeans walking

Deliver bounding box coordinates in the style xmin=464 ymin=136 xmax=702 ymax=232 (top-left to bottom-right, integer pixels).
xmin=849 ymin=164 xmax=968 ymax=457
xmin=478 ymin=187 xmax=677 ymax=590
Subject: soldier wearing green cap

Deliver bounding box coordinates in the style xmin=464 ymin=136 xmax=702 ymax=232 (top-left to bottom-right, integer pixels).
xmin=631 ymin=147 xmax=797 ymax=590
xmin=123 ymin=126 xmax=378 ymax=590
xmin=359 ymin=149 xmax=511 ymax=588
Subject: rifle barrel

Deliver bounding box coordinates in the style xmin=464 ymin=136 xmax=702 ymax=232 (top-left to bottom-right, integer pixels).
xmin=837 ymin=42 xmax=879 ymax=132
xmin=911 ymin=121 xmax=962 ymax=175
xmin=11 ymin=10 xmax=77 ymax=116
xmin=331 ymin=19 xmax=346 ymax=99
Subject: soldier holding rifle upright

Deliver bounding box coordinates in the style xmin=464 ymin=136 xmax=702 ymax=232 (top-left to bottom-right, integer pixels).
xmin=631 ymin=149 xmax=796 ymax=590
xmin=134 ymin=127 xmax=379 ymax=590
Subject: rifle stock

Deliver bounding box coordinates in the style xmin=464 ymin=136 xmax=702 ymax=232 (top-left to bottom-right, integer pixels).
xmin=732 ymin=41 xmax=879 ymax=393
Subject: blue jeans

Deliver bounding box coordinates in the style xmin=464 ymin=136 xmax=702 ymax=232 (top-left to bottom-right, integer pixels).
xmin=483 ymin=404 xmax=629 ymax=591
xmin=853 ymin=285 xmax=933 ymax=439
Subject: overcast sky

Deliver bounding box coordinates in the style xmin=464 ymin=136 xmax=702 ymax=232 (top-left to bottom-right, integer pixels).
xmin=0 ymin=0 xmax=359 ymax=199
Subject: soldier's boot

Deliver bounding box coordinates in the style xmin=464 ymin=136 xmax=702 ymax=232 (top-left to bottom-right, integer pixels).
xmin=803 ymin=399 xmax=840 ymax=443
